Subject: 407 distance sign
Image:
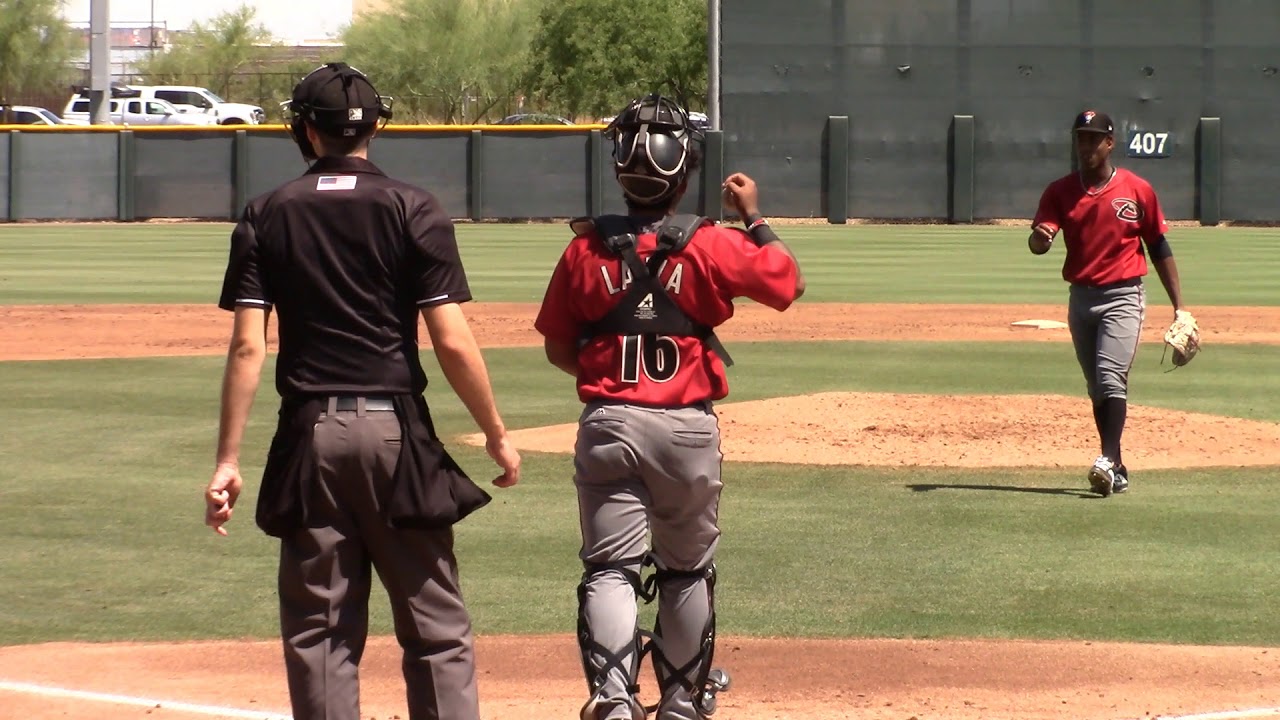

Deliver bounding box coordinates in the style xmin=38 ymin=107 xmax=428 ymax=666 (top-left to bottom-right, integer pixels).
xmin=1126 ymin=130 xmax=1173 ymax=158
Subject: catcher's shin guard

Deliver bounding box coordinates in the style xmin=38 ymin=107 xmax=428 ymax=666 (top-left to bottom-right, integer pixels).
xmin=646 ymin=562 xmax=731 ymax=718
xmin=577 ymin=558 xmax=651 ymax=719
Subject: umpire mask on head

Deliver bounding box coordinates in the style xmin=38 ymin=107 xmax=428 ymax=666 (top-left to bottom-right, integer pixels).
xmin=608 ymin=94 xmax=704 ymax=207
xmin=283 ymin=62 xmax=393 ymax=160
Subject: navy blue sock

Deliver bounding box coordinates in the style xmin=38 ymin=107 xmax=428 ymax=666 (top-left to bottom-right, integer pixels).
xmin=1098 ymin=397 xmax=1126 ymax=465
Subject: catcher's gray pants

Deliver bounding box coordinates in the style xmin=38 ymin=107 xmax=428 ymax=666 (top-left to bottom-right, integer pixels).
xmin=1068 ymin=280 xmax=1145 ymax=402
xmin=278 ymin=399 xmax=480 ymax=720
xmin=575 ymin=400 xmax=723 ymax=720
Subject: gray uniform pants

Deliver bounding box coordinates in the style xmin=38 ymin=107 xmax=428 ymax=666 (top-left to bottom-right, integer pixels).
xmin=575 ymin=401 xmax=724 ymax=720
xmin=278 ymin=399 xmax=480 ymax=720
xmin=1068 ymin=281 xmax=1145 ymax=402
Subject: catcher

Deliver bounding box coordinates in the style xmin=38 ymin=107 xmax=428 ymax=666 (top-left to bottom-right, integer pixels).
xmin=1029 ymin=109 xmax=1197 ymax=497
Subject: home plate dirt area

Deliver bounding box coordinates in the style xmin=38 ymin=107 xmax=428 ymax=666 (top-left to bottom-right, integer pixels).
xmin=3 ymin=302 xmax=1279 ymax=719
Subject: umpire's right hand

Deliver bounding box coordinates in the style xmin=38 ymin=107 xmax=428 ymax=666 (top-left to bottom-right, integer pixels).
xmin=205 ymin=462 xmax=243 ymax=535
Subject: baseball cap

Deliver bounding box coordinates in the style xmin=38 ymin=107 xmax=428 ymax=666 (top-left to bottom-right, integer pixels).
xmin=291 ymin=63 xmax=387 ymax=137
xmin=1073 ymin=110 xmax=1114 ymax=134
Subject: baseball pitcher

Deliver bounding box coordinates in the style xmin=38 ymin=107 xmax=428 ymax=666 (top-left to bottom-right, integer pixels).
xmin=1029 ymin=109 xmax=1193 ymax=496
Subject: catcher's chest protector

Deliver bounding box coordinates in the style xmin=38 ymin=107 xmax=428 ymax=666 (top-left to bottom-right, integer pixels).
xmin=575 ymin=214 xmax=734 ymax=366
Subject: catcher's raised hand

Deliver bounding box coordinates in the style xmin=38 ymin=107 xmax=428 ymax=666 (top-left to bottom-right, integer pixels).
xmin=722 ymin=173 xmax=760 ymax=221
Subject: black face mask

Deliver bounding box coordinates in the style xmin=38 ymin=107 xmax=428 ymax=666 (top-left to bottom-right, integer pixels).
xmin=612 ymin=125 xmax=692 ymax=204
xmin=608 ymin=94 xmax=702 ymax=205
xmin=614 ymin=125 xmax=690 ymax=177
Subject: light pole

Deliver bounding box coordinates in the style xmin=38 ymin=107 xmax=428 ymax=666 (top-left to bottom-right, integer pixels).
xmin=707 ymin=0 xmax=720 ymax=131
xmin=89 ymin=0 xmax=110 ymax=124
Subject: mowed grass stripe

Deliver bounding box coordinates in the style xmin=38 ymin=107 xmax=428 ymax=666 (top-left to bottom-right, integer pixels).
xmin=1 ymin=222 xmax=1278 ymax=305
xmin=0 ymin=345 xmax=1278 ymax=644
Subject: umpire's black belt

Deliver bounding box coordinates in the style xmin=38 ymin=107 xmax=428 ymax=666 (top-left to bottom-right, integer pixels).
xmin=327 ymin=396 xmax=396 ymax=412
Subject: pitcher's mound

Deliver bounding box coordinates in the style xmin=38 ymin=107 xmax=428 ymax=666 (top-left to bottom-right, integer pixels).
xmin=467 ymin=392 xmax=1280 ymax=468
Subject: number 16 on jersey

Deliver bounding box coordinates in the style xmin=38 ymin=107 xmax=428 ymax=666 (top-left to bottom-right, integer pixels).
xmin=1127 ymin=130 xmax=1173 ymax=158
xmin=621 ymin=334 xmax=679 ymax=383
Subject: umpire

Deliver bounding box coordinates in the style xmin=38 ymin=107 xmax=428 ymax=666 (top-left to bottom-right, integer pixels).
xmin=203 ymin=62 xmax=520 ymax=720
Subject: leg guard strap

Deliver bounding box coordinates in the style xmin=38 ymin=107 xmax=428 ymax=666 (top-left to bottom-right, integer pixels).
xmin=578 ymin=557 xmax=651 ymax=708
xmin=646 ymin=563 xmax=722 ymax=714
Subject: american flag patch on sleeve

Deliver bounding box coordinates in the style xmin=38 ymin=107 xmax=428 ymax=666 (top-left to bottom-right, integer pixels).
xmin=316 ymin=175 xmax=358 ymax=191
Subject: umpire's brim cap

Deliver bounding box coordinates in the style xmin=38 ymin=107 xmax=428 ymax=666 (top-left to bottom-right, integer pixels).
xmin=1073 ymin=110 xmax=1114 ymax=135
xmin=292 ymin=63 xmax=384 ymax=135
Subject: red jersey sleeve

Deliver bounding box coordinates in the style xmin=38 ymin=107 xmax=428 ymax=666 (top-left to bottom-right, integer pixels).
xmin=708 ymin=227 xmax=799 ymax=311
xmin=534 ymin=246 xmax=583 ymax=342
xmin=1139 ymin=183 xmax=1170 ymax=242
xmin=1033 ymin=181 xmax=1063 ymax=235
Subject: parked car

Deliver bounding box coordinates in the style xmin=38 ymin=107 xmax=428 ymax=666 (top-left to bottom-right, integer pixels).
xmin=61 ymin=96 xmax=218 ymax=126
xmin=492 ymin=113 xmax=573 ymax=126
xmin=141 ymin=85 xmax=266 ymax=125
xmin=0 ymin=105 xmax=65 ymax=125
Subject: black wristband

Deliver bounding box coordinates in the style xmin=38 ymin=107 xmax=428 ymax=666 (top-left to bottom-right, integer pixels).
xmin=746 ymin=219 xmax=779 ymax=248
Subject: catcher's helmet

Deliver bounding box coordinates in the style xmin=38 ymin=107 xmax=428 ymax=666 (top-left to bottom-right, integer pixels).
xmin=284 ymin=62 xmax=393 ymax=160
xmin=607 ymin=94 xmax=704 ymax=206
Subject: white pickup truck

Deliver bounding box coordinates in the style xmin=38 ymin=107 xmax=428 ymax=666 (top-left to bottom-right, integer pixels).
xmin=141 ymin=86 xmax=266 ymax=125
xmin=61 ymin=96 xmax=219 ymax=126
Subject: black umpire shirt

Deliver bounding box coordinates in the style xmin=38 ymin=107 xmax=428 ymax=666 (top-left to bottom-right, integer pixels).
xmin=218 ymin=156 xmax=471 ymax=398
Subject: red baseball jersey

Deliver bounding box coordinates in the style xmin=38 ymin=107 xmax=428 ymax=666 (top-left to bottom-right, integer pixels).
xmin=1033 ymin=168 xmax=1169 ymax=286
xmin=535 ymin=221 xmax=799 ymax=406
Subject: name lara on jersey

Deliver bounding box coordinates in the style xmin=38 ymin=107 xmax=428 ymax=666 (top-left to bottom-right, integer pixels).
xmin=600 ymin=261 xmax=685 ymax=296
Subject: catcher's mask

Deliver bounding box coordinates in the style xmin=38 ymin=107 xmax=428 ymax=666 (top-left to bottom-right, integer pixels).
xmin=283 ymin=62 xmax=393 ymax=160
xmin=608 ymin=94 xmax=704 ymax=207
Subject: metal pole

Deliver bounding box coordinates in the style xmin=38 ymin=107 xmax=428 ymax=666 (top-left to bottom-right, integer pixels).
xmin=707 ymin=0 xmax=721 ymax=131
xmin=150 ymin=0 xmax=156 ymax=54
xmin=89 ymin=0 xmax=110 ymax=124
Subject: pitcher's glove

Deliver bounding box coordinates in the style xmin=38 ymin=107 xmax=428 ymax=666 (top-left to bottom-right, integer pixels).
xmin=1162 ymin=309 xmax=1201 ymax=368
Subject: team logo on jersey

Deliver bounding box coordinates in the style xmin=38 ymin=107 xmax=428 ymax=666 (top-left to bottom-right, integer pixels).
xmin=1112 ymin=198 xmax=1143 ymax=222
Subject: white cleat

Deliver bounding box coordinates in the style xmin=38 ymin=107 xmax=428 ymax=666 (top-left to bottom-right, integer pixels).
xmin=1088 ymin=455 xmax=1116 ymax=497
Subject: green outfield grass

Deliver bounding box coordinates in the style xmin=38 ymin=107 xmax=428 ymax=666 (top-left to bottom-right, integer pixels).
xmin=1 ymin=343 xmax=1278 ymax=647
xmin=2 ymin=221 xmax=1277 ymax=651
xmin=1 ymin=222 xmax=1278 ymax=305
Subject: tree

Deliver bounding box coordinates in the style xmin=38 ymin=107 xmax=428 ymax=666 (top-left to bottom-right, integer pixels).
xmin=0 ymin=0 xmax=80 ymax=121
xmin=523 ymin=0 xmax=707 ymax=120
xmin=132 ymin=5 xmax=275 ymax=101
xmin=342 ymin=0 xmax=546 ymax=123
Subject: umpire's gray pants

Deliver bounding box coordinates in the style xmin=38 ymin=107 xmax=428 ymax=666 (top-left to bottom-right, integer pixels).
xmin=575 ymin=401 xmax=723 ymax=720
xmin=1068 ymin=280 xmax=1146 ymax=402
xmin=278 ymin=400 xmax=480 ymax=720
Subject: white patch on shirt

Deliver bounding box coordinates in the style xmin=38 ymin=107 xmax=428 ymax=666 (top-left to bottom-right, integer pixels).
xmin=417 ymin=293 xmax=451 ymax=305
xmin=316 ymin=175 xmax=358 ymax=191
